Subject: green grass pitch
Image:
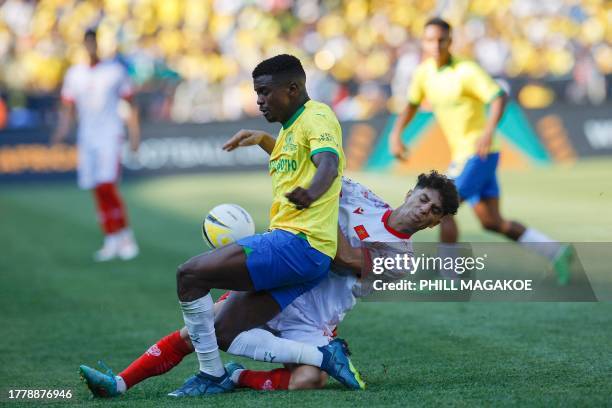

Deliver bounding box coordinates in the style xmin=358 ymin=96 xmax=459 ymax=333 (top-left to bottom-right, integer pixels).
xmin=1 ymin=159 xmax=611 ymax=407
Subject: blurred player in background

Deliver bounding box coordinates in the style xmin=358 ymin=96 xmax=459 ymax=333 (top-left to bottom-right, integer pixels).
xmin=389 ymin=17 xmax=572 ymax=283
xmin=51 ymin=29 xmax=140 ymax=262
xmin=78 ymin=171 xmax=459 ymax=396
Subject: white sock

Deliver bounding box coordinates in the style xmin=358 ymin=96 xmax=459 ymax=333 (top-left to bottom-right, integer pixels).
xmin=518 ymin=228 xmax=560 ymax=261
xmin=230 ymin=369 xmax=244 ymax=384
xmin=180 ymin=294 xmax=225 ymax=377
xmin=227 ymin=328 xmax=323 ymax=367
xmin=103 ymin=232 xmax=120 ymax=247
xmin=115 ymin=376 xmax=127 ymax=394
xmin=120 ymin=228 xmax=136 ymax=243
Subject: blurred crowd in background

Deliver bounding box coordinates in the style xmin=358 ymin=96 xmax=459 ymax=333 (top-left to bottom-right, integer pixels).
xmin=0 ymin=0 xmax=610 ymax=129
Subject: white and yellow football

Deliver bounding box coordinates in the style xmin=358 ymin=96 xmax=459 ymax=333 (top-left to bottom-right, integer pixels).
xmin=202 ymin=204 xmax=255 ymax=248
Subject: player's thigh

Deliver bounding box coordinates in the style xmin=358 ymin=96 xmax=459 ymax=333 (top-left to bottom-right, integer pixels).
xmin=77 ymin=145 xmax=96 ymax=189
xmin=214 ymin=291 xmax=280 ymax=350
xmin=93 ymin=143 xmax=121 ymax=185
xmin=178 ymin=243 xmax=253 ymax=291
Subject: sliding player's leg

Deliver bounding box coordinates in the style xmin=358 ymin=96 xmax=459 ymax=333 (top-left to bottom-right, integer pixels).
xmin=218 ymin=291 xmax=364 ymax=390
xmin=227 ymin=363 xmax=327 ymax=391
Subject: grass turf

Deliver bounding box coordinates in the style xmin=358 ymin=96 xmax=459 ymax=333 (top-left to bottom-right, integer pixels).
xmin=1 ymin=159 xmax=611 ymax=406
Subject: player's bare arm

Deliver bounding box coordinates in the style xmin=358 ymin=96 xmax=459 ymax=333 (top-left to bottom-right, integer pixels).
xmin=125 ymin=98 xmax=141 ymax=153
xmin=333 ymin=226 xmax=363 ymax=273
xmin=222 ymin=129 xmax=276 ymax=155
xmin=475 ymin=92 xmax=507 ymax=158
xmin=50 ymin=101 xmax=75 ymax=145
xmin=389 ymin=102 xmax=419 ymax=161
xmin=285 ymin=151 xmax=339 ymax=210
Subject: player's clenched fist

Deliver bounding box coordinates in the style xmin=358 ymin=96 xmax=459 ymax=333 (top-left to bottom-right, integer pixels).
xmin=285 ymin=186 xmax=315 ymax=210
xmin=390 ymin=138 xmax=410 ymax=161
xmin=222 ymin=129 xmax=266 ymax=151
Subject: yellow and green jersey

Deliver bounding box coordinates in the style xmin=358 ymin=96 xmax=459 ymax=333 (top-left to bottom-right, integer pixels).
xmin=268 ymin=100 xmax=345 ymax=258
xmin=408 ymin=57 xmax=505 ymax=164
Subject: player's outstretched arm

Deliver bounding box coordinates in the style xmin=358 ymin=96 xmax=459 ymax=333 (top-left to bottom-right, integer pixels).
xmin=222 ymin=129 xmax=276 ymax=155
xmin=50 ymin=102 xmax=75 ymax=145
xmin=388 ymin=102 xmax=419 ymax=161
xmin=285 ymin=151 xmax=338 ymax=210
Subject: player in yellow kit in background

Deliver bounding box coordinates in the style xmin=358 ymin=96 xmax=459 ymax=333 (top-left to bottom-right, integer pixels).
xmin=389 ymin=17 xmax=572 ymax=283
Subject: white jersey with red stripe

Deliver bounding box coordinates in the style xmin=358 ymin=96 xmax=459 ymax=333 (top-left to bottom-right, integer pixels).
xmin=265 ymin=177 xmax=414 ymax=346
xmin=61 ymin=60 xmax=133 ymax=147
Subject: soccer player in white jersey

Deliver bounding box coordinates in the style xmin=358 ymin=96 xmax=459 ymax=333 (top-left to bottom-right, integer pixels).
xmin=79 ymin=171 xmax=459 ymax=395
xmin=51 ymin=29 xmax=140 ymax=262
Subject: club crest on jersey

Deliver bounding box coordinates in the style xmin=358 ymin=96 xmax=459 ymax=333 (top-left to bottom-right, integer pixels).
xmin=353 ymin=207 xmax=364 ymax=214
xmin=354 ymin=225 xmax=370 ymax=240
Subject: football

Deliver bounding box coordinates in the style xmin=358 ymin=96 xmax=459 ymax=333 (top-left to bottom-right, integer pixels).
xmin=202 ymin=203 xmax=256 ymax=248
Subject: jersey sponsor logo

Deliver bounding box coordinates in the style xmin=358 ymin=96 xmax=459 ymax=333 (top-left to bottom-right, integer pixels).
xmin=354 ymin=225 xmax=370 ymax=240
xmin=146 ymin=344 xmax=162 ymax=357
xmin=269 ymin=158 xmax=298 ymax=173
xmin=282 ymin=132 xmax=298 ymax=152
xmin=353 ymin=207 xmax=364 ymax=214
xmin=318 ymin=132 xmax=338 ymax=148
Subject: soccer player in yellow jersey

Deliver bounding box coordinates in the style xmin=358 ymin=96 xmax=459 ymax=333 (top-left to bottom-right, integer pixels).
xmin=168 ymin=55 xmax=363 ymax=396
xmin=389 ymin=18 xmax=571 ymax=282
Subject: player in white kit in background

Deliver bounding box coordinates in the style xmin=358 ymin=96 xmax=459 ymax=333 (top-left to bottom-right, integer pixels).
xmin=51 ymin=29 xmax=140 ymax=262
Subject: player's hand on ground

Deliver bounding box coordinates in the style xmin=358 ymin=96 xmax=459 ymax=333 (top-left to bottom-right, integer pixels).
xmin=390 ymin=138 xmax=409 ymax=161
xmin=285 ymin=187 xmax=315 ymax=210
xmin=223 ymin=129 xmax=266 ymax=151
xmin=475 ymin=134 xmax=493 ymax=159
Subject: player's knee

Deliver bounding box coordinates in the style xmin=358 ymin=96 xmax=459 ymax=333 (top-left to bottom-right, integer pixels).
xmin=480 ymin=219 xmax=502 ymax=232
xmin=176 ymin=260 xmax=204 ymax=300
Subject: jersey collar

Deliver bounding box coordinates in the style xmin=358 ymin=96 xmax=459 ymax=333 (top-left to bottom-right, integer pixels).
xmin=282 ymin=103 xmax=307 ymax=129
xmin=381 ymin=210 xmax=412 ymax=239
xmin=436 ymin=55 xmax=454 ymax=71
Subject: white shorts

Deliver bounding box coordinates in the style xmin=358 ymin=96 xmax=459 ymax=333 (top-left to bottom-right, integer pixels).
xmin=266 ymin=304 xmax=333 ymax=348
xmin=77 ymin=143 xmax=121 ymax=189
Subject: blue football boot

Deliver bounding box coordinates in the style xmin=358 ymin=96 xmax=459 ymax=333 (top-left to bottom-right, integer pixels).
xmin=167 ymin=370 xmax=234 ymax=397
xmin=318 ymin=338 xmax=366 ymax=390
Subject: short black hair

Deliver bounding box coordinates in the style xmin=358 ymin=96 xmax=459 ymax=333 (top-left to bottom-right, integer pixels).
xmin=415 ymin=170 xmax=459 ymax=216
xmin=252 ymin=54 xmax=306 ymax=81
xmin=425 ymin=17 xmax=452 ymax=32
xmin=84 ymin=28 xmax=97 ymax=40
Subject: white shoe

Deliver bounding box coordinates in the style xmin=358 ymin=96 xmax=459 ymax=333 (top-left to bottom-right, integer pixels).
xmin=118 ymin=239 xmax=139 ymax=260
xmin=117 ymin=229 xmax=139 ymax=261
xmin=93 ymin=235 xmax=119 ymax=262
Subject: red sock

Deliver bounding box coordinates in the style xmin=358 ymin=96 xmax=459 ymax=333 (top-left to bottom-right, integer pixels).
xmin=93 ymin=185 xmax=113 ymax=234
xmin=238 ymin=368 xmax=291 ymax=391
xmin=94 ymin=183 xmax=127 ymax=234
xmin=118 ymin=331 xmax=192 ymax=389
